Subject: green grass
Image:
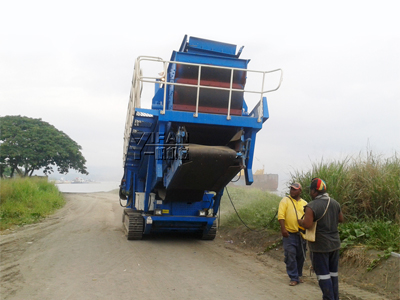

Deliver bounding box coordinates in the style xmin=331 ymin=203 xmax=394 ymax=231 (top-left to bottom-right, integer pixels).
xmin=219 ymin=151 xmax=400 ymax=253
xmin=0 ymin=177 xmax=65 ymax=230
xmin=290 ymin=151 xmax=400 ymax=221
xmin=220 ymin=186 xmax=281 ymax=232
xmin=289 ymin=151 xmax=400 ymax=252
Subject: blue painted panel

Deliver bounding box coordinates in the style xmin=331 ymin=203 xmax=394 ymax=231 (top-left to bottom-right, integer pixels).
xmin=244 ymin=130 xmax=257 ymax=185
xmin=172 ymin=52 xmax=248 ymax=69
xmin=160 ymin=110 xmax=262 ymax=130
xmin=263 ymin=97 xmax=269 ymax=122
xmin=188 ymin=36 xmax=237 ymax=55
xmin=148 ymin=215 xmax=215 ymax=224
xmin=152 ymin=193 xmax=213 ymax=216
xmin=134 ymin=108 xmax=263 ymax=130
xmin=151 ymin=87 xmax=164 ymax=110
xmin=143 ymin=215 xmax=215 ymax=233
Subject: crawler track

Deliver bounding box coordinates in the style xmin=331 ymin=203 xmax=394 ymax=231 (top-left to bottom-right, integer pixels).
xmin=201 ymin=220 xmax=217 ymax=240
xmin=123 ymin=209 xmax=144 ymax=240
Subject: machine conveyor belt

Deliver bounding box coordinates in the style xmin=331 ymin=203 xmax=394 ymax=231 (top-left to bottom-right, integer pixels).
xmin=164 ymin=144 xmax=242 ymax=201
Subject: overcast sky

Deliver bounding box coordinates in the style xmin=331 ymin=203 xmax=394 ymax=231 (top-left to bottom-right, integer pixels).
xmin=1 ymin=1 xmax=399 ymax=188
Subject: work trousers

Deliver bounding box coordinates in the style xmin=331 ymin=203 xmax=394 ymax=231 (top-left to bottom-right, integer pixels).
xmin=282 ymin=232 xmax=307 ymax=282
xmin=311 ymin=250 xmax=340 ymax=300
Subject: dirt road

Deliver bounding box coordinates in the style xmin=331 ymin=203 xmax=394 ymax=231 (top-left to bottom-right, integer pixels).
xmin=0 ymin=192 xmax=337 ymax=299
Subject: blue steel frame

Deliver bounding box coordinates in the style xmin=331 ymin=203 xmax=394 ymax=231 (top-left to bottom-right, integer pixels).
xmin=121 ymin=36 xmax=270 ymax=236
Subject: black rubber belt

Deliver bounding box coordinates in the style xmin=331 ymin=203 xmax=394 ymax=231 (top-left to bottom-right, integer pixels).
xmin=164 ymin=144 xmax=242 ymax=201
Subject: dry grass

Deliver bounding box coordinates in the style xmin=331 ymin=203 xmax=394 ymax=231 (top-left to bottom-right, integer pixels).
xmin=340 ymin=246 xmax=375 ymax=267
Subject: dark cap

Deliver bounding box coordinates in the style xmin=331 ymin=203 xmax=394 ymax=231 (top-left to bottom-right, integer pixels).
xmin=290 ymin=182 xmax=302 ymax=190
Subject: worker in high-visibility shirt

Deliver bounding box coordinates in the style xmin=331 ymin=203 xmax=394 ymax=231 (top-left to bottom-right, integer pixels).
xmin=277 ymin=182 xmax=307 ymax=286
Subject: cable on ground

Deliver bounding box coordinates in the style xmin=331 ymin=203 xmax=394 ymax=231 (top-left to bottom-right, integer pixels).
xmin=224 ymin=186 xmax=278 ymax=232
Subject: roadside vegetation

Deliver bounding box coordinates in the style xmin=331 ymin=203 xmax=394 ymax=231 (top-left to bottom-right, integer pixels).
xmin=221 ymin=151 xmax=400 ymax=253
xmin=220 ymin=186 xmax=281 ymax=232
xmin=0 ymin=177 xmax=65 ymax=230
xmin=0 ymin=115 xmax=88 ymax=178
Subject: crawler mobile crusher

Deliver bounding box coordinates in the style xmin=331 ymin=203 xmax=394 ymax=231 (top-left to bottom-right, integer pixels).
xmin=120 ymin=35 xmax=282 ymax=240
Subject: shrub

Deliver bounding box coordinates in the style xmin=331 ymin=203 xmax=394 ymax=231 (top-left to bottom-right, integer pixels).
xmin=339 ymin=221 xmax=399 ymax=251
xmin=220 ymin=186 xmax=281 ymax=231
xmin=0 ymin=177 xmax=65 ymax=230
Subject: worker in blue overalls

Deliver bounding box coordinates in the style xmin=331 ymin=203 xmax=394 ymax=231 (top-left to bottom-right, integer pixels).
xmin=298 ymin=178 xmax=344 ymax=300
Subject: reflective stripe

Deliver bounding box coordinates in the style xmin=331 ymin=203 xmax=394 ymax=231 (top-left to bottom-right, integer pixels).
xmin=330 ymin=272 xmax=338 ymax=277
xmin=317 ymin=274 xmax=331 ymax=280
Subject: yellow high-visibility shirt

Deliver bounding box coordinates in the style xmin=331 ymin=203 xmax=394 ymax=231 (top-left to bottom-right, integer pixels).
xmin=277 ymin=196 xmax=307 ymax=233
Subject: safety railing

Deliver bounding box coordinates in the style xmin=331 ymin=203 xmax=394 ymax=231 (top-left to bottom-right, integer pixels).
xmin=133 ymin=56 xmax=282 ymax=120
xmin=124 ymin=56 xmax=283 ymax=162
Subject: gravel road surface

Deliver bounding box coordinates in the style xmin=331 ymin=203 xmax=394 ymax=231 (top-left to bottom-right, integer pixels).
xmin=1 ymin=192 xmax=326 ymax=300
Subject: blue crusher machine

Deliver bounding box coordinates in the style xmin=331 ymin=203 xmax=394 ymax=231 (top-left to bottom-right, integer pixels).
xmin=119 ymin=35 xmax=282 ymax=240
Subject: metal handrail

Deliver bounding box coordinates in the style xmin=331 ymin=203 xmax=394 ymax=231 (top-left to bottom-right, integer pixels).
xmin=124 ymin=56 xmax=283 ymax=162
xmin=137 ymin=56 xmax=283 ymax=92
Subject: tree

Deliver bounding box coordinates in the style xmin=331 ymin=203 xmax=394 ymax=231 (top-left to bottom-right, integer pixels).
xmin=0 ymin=115 xmax=88 ymax=177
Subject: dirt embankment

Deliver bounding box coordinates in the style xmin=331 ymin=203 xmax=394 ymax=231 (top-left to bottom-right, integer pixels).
xmin=218 ymin=227 xmax=399 ymax=300
xmin=0 ymin=192 xmax=398 ymax=300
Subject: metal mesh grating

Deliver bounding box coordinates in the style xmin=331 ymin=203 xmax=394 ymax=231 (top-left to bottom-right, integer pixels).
xmin=133 ymin=119 xmax=152 ymax=127
xmin=136 ymin=111 xmax=153 ymax=118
